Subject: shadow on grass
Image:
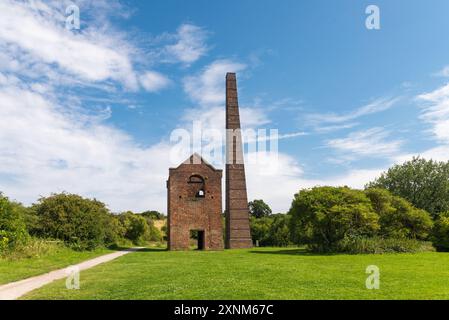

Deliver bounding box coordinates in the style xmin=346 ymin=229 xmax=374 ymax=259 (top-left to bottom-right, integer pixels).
xmin=133 ymin=247 xmax=168 ymax=253
xmin=249 ymin=248 xmax=340 ymax=256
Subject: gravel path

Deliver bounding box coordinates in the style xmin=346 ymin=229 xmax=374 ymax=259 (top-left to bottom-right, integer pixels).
xmin=0 ymin=248 xmax=141 ymax=300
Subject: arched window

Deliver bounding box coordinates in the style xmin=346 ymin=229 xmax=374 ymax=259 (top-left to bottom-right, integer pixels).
xmin=188 ymin=174 xmax=206 ymax=198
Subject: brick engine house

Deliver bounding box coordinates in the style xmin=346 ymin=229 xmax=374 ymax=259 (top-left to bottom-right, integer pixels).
xmin=167 ymin=154 xmax=224 ymax=250
xmin=167 ymin=72 xmax=252 ymax=251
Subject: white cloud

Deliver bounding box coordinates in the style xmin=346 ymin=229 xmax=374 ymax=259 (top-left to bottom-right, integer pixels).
xmin=183 ymin=59 xmax=247 ymax=107
xmin=165 ymin=24 xmax=209 ymax=65
xmin=0 ymin=0 xmax=140 ymax=89
xmin=327 ymin=127 xmax=403 ymax=159
xmin=139 ymin=71 xmax=171 ymax=92
xmin=181 ymin=59 xmax=270 ymax=139
xmin=306 ymin=97 xmax=400 ymax=132
xmin=418 ymin=83 xmax=449 ymax=143
xmin=434 ymin=66 xmax=449 ymax=77
xmin=0 ymin=81 xmax=172 ymax=212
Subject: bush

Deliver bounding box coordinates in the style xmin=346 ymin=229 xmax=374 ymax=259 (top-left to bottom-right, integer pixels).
xmin=336 ymin=236 xmax=434 ymax=254
xmin=431 ymin=212 xmax=449 ymax=251
xmin=0 ymin=194 xmax=29 ymax=254
xmin=119 ymin=212 xmax=150 ymax=245
xmin=250 ymin=216 xmax=273 ymax=246
xmin=365 ymin=188 xmax=433 ymax=240
xmin=33 ymin=193 xmax=116 ymax=250
xmin=367 ymin=157 xmax=449 ymax=217
xmin=267 ymin=214 xmax=291 ymax=247
xmin=288 ymin=187 xmax=380 ymax=252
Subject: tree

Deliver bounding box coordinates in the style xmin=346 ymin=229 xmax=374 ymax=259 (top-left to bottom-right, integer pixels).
xmin=119 ymin=212 xmax=149 ymax=245
xmin=367 ymin=157 xmax=449 ymax=217
xmin=250 ymin=216 xmax=273 ymax=245
xmin=267 ymin=214 xmax=292 ymax=247
xmin=431 ymin=212 xmax=449 ymax=251
xmin=365 ymin=188 xmax=433 ymax=240
xmin=33 ymin=193 xmax=115 ymax=250
xmin=141 ymin=210 xmax=165 ymax=220
xmin=0 ymin=194 xmax=29 ymax=252
xmin=288 ymin=187 xmax=380 ymax=252
xmin=249 ymin=200 xmax=272 ymax=219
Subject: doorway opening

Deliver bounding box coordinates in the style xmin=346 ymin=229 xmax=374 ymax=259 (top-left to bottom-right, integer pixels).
xmin=190 ymin=230 xmax=205 ymax=250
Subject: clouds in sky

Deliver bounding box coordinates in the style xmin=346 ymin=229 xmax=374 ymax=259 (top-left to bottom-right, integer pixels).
xmin=418 ymin=83 xmax=449 ymax=143
xmin=327 ymin=127 xmax=403 ymax=161
xmin=164 ymin=24 xmax=210 ymax=65
xmin=1 ymin=0 xmax=449 ymax=214
xmin=306 ymin=97 xmax=400 ymax=133
xmin=139 ymin=71 xmax=171 ymax=93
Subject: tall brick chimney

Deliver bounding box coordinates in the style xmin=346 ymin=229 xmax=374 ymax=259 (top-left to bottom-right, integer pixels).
xmin=225 ymin=73 xmax=253 ymax=249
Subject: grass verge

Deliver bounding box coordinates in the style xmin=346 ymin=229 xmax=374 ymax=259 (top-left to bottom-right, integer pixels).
xmin=22 ymin=247 xmax=449 ymax=300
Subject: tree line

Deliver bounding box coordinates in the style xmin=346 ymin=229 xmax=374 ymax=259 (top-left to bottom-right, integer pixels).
xmin=249 ymin=157 xmax=449 ymax=253
xmin=0 ymin=193 xmax=166 ymax=257
xmin=2 ymin=156 xmax=449 ymax=256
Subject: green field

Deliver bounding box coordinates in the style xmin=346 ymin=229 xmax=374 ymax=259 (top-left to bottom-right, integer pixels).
xmin=0 ymin=247 xmax=113 ymax=285
xmin=22 ymin=247 xmax=449 ymax=300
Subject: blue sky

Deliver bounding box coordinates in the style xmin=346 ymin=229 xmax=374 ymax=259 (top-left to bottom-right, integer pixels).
xmin=1 ymin=0 xmax=449 ymax=213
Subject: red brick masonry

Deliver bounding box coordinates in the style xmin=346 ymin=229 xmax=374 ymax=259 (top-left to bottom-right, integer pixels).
xmin=167 ymin=154 xmax=224 ymax=250
xmin=225 ymin=73 xmax=253 ymax=249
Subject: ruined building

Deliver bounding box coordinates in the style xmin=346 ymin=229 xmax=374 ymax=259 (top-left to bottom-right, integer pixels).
xmin=167 ymin=154 xmax=224 ymax=250
xmin=167 ymin=73 xmax=252 ymax=250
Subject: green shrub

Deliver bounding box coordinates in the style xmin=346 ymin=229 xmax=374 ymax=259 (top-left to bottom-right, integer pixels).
xmin=250 ymin=216 xmax=273 ymax=246
xmin=336 ymin=236 xmax=434 ymax=254
xmin=365 ymin=188 xmax=433 ymax=240
xmin=288 ymin=187 xmax=380 ymax=252
xmin=33 ymin=193 xmax=116 ymax=250
xmin=431 ymin=212 xmax=449 ymax=251
xmin=0 ymin=194 xmax=29 ymax=254
xmin=119 ymin=212 xmax=150 ymax=245
xmin=267 ymin=214 xmax=292 ymax=247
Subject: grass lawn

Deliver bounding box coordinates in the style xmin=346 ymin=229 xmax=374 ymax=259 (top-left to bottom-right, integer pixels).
xmin=21 ymin=247 xmax=449 ymax=300
xmin=0 ymin=247 xmax=113 ymax=285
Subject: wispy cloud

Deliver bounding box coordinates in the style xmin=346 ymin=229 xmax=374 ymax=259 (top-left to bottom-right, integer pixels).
xmin=434 ymin=66 xmax=449 ymax=77
xmin=139 ymin=71 xmax=171 ymax=93
xmin=326 ymin=127 xmax=403 ymax=160
xmin=418 ymin=83 xmax=449 ymax=143
xmin=164 ymin=24 xmax=210 ymax=65
xmin=183 ymin=59 xmax=247 ymax=108
xmin=305 ymin=97 xmax=400 ymax=132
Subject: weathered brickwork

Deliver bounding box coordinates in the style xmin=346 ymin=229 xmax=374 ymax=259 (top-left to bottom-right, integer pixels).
xmin=225 ymin=73 xmax=253 ymax=249
xmin=167 ymin=154 xmax=224 ymax=251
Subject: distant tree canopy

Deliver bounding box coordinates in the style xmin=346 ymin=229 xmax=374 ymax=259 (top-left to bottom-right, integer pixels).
xmin=141 ymin=210 xmax=165 ymax=220
xmin=288 ymin=186 xmax=433 ymax=252
xmin=249 ymin=200 xmax=272 ymax=219
xmin=367 ymin=157 xmax=449 ymax=217
xmin=250 ymin=212 xmax=291 ymax=247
